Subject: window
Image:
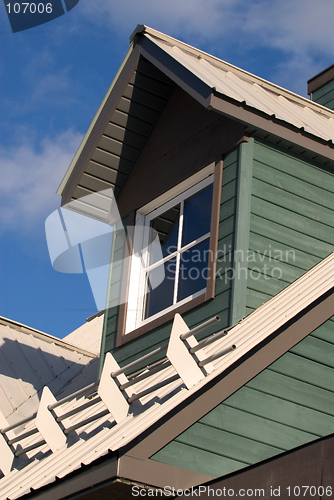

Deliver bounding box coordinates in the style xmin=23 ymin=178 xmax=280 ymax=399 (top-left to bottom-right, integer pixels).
xmin=142 ymin=177 xmax=213 ymax=321
xmin=121 ymin=161 xmax=222 ymax=339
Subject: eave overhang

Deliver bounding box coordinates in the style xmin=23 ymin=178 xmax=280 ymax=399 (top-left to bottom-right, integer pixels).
xmin=57 ymin=25 xmax=334 ymax=208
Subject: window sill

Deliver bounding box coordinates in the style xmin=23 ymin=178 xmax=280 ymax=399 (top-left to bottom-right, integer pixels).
xmin=116 ymin=288 xmax=214 ymax=346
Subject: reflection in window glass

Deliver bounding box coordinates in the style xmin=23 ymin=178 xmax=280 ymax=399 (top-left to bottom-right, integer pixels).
xmin=177 ymin=238 xmax=210 ymax=302
xmin=142 ymin=178 xmax=213 ymax=321
xmin=182 ymin=184 xmax=213 ymax=247
xmin=143 ymin=258 xmax=176 ymax=319
xmin=150 ymin=205 xmax=180 ymax=264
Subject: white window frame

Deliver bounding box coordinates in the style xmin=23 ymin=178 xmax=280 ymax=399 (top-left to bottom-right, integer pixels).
xmin=125 ymin=164 xmax=215 ymax=334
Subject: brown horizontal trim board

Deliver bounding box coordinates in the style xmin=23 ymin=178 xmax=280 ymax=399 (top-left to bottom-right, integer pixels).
xmin=118 ymin=455 xmax=213 ymax=490
xmin=308 ymin=63 xmax=334 ymax=95
xmin=177 ymin=433 xmax=334 ymax=499
xmin=209 ymin=94 xmax=334 ymax=162
xmin=115 ymin=156 xmax=224 ymax=346
xmin=123 ymin=287 xmax=334 ymax=460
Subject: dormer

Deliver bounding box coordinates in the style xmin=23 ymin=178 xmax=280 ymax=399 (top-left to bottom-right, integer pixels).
xmin=58 ymin=26 xmax=334 ymax=376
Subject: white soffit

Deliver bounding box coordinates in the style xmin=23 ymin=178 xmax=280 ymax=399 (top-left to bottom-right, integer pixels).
xmin=1 ymin=253 xmax=334 ymax=499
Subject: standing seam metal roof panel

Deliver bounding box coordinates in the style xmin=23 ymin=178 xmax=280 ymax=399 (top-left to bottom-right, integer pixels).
xmin=1 ymin=253 xmax=334 ymax=499
xmin=144 ymin=31 xmax=334 ymax=143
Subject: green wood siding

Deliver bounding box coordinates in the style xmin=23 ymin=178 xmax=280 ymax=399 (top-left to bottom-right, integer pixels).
xmin=100 ymin=147 xmax=239 ymax=368
xmin=310 ymin=79 xmax=334 ymax=110
xmin=151 ymin=318 xmax=334 ymax=478
xmin=246 ymin=139 xmax=334 ymax=313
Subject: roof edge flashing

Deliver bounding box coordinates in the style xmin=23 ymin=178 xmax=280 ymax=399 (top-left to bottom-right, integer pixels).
xmin=129 ymin=24 xmax=146 ymax=43
xmin=138 ymin=36 xmax=213 ymax=108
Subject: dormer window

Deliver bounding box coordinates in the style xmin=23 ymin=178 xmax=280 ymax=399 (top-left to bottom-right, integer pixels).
xmin=144 ymin=180 xmax=213 ymax=319
xmin=119 ymin=161 xmax=222 ymax=342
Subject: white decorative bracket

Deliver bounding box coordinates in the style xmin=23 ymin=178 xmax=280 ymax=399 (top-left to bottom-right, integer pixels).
xmin=0 ymin=411 xmax=15 ymax=476
xmin=167 ymin=314 xmax=213 ymax=390
xmin=36 ymin=387 xmax=67 ymax=453
xmin=98 ymin=352 xmax=130 ymax=423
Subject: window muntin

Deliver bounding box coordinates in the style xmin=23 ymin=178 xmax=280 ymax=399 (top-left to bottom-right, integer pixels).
xmin=131 ymin=176 xmax=213 ymax=329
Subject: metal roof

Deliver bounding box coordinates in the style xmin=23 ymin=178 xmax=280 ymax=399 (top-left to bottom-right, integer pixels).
xmin=58 ymin=25 xmax=334 ymax=207
xmin=62 ymin=313 xmax=104 ymax=356
xmin=0 ymin=318 xmax=96 ymax=426
xmin=58 ymin=53 xmax=175 ymax=205
xmin=1 ymin=252 xmax=334 ymax=499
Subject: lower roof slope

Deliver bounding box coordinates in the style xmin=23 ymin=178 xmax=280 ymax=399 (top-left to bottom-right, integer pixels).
xmin=62 ymin=313 xmax=104 ymax=356
xmin=1 ymin=253 xmax=334 ymax=499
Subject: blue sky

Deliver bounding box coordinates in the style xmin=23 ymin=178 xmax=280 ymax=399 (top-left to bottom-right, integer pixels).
xmin=1 ymin=0 xmax=334 ymax=338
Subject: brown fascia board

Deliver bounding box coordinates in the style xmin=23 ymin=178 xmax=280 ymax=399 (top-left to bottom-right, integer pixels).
xmin=139 ymin=36 xmax=334 ymax=163
xmin=59 ymin=45 xmax=141 ymax=207
xmin=308 ymin=63 xmax=334 ymax=95
xmin=21 ymin=454 xmax=211 ymax=500
xmin=137 ymin=34 xmax=213 ymax=109
xmin=21 ymin=455 xmax=118 ymax=500
xmin=118 ymin=456 xmax=213 ymax=491
xmin=122 ymin=287 xmax=334 ymax=461
xmin=209 ymin=93 xmax=334 ymax=163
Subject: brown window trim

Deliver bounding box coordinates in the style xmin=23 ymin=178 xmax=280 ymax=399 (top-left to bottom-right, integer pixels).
xmin=116 ymin=157 xmax=223 ymax=347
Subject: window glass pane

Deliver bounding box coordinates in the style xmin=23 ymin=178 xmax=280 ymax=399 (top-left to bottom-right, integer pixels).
xmin=149 ymin=204 xmax=180 ymax=264
xmin=177 ymin=238 xmax=210 ymax=302
xmin=182 ymin=184 xmax=213 ymax=247
xmin=143 ymin=258 xmax=176 ymax=319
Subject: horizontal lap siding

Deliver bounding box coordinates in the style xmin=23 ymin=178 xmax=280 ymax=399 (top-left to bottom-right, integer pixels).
xmin=311 ymin=80 xmax=334 ymax=110
xmin=102 ymin=149 xmax=238 ymax=366
xmin=247 ymin=139 xmax=334 ymax=313
xmin=151 ymin=140 xmax=334 ymax=478
xmin=152 ymin=317 xmax=334 ymax=477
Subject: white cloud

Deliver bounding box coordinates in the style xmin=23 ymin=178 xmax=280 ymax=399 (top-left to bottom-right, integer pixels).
xmin=79 ymin=0 xmax=239 ymax=39
xmin=78 ymin=0 xmax=334 ymax=94
xmin=241 ymin=0 xmax=334 ymax=55
xmin=79 ymin=0 xmax=334 ymax=50
xmin=0 ymin=130 xmax=83 ymax=234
